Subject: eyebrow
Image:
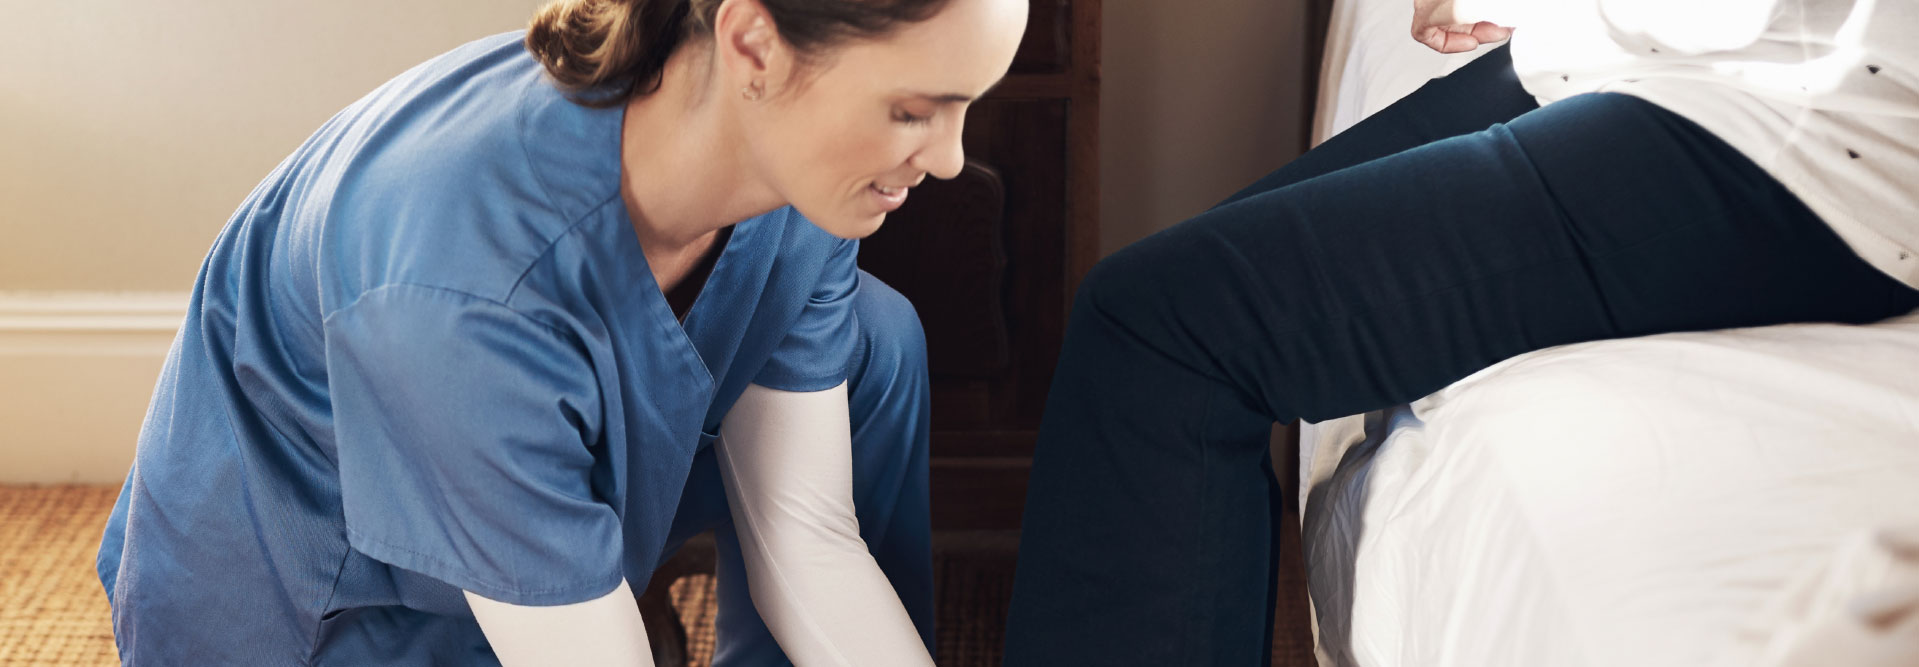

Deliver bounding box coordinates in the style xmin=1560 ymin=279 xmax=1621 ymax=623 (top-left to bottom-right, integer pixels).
xmin=905 ymin=75 xmax=1008 ymax=105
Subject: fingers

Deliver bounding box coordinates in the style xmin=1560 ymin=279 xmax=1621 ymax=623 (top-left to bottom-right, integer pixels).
xmin=1414 ymin=22 xmax=1511 ymax=54
xmin=1416 ymin=25 xmax=1479 ymax=53
xmin=1469 ymin=21 xmax=1512 ymax=43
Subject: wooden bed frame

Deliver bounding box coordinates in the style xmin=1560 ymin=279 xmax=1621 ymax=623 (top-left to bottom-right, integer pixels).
xmin=1276 ymin=0 xmax=1340 ymax=663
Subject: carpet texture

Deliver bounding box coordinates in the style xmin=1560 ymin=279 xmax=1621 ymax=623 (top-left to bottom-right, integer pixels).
xmin=1 ymin=485 xmax=1308 ymax=666
xmin=0 ymin=486 xmax=118 ymax=666
xmin=0 ymin=486 xmax=1019 ymax=666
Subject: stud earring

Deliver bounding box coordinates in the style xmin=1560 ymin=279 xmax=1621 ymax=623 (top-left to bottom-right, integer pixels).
xmin=741 ymin=80 xmax=765 ymax=101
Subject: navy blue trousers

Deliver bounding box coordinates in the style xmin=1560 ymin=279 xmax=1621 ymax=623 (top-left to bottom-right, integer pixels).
xmin=1003 ymin=46 xmax=1919 ymax=665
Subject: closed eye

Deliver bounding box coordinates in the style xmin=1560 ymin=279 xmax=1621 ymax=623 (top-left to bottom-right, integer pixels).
xmin=893 ymin=109 xmax=933 ymax=126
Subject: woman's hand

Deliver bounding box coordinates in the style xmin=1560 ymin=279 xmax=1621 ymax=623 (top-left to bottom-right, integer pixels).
xmin=1412 ymin=0 xmax=1511 ymax=53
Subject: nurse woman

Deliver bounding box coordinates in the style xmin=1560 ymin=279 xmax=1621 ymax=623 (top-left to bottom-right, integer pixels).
xmin=94 ymin=0 xmax=1025 ymax=664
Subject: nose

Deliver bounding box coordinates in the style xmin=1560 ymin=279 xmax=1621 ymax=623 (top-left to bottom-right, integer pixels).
xmin=910 ymin=118 xmax=966 ymax=180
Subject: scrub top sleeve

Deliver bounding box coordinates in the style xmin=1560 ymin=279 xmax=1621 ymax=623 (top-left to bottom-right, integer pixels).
xmin=323 ymin=284 xmax=623 ymax=606
xmin=754 ymin=238 xmax=861 ymax=393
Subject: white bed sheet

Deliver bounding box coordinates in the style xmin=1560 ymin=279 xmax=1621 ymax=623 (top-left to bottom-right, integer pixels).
xmin=1299 ymin=3 xmax=1919 ymax=665
xmin=1301 ymin=314 xmax=1919 ymax=666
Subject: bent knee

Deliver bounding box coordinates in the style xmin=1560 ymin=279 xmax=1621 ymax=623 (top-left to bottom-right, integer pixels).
xmin=1073 ymin=231 xmax=1203 ymax=326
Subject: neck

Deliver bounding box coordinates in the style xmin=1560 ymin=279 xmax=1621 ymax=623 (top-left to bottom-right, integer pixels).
xmin=619 ymin=44 xmax=783 ymax=251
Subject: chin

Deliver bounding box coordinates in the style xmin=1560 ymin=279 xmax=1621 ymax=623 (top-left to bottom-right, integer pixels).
xmin=812 ymin=211 xmax=889 ymax=240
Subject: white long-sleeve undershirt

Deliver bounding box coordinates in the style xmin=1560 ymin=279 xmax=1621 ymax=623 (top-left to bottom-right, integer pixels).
xmin=463 ymin=382 xmax=930 ymax=667
xmin=466 ymin=579 xmax=654 ymax=667
xmin=714 ymin=382 xmax=934 ymax=667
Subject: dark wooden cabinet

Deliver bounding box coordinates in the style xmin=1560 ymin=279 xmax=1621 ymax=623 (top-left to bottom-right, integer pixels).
xmin=856 ymin=0 xmax=1100 ymax=531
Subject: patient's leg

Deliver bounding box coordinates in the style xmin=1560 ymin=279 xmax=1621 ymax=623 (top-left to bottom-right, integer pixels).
xmin=1215 ymin=44 xmax=1538 ymax=209
xmin=1003 ymin=87 xmax=1919 ymax=667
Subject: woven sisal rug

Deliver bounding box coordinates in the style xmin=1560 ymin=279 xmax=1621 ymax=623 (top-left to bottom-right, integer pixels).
xmin=0 ymin=485 xmax=1308 ymax=666
xmin=0 ymin=486 xmax=1018 ymax=666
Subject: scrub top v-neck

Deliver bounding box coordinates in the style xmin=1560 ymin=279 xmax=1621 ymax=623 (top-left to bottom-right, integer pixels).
xmin=96 ymin=31 xmax=862 ymax=665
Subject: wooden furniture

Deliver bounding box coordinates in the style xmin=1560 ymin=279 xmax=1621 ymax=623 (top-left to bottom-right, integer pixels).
xmin=855 ymin=0 xmax=1103 ymax=531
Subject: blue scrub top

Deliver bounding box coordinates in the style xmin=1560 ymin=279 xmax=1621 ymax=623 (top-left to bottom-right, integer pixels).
xmin=97 ymin=32 xmax=859 ymax=665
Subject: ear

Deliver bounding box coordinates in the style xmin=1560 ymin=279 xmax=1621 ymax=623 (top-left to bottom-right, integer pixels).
xmin=712 ymin=0 xmax=790 ymax=91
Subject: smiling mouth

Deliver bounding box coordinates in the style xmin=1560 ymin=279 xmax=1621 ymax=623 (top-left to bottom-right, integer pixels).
xmin=868 ymin=182 xmax=911 ymax=213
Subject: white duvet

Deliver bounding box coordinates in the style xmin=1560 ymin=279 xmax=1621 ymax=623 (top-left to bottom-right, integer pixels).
xmin=1301 ymin=314 xmax=1919 ymax=666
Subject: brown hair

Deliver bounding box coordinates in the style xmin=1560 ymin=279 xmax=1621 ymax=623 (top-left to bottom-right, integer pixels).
xmin=526 ymin=0 xmax=954 ymax=107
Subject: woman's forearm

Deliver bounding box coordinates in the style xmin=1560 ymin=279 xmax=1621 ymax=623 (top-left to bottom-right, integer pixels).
xmin=465 ymin=579 xmax=655 ymax=667
xmin=717 ymin=382 xmax=934 ymax=667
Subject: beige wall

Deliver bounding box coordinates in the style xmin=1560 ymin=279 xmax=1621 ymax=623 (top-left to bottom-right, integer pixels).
xmin=1099 ymin=1 xmax=1309 ymax=255
xmin=0 ymin=0 xmax=544 ymax=293
xmin=0 ymin=1 xmax=544 ymax=481
xmin=1 ymin=0 xmax=1309 ymax=287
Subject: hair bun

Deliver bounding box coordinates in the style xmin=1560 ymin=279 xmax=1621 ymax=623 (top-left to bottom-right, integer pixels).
xmin=526 ymin=0 xmax=691 ymax=107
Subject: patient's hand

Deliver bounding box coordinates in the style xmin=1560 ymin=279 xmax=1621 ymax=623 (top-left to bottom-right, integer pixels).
xmin=1411 ymin=0 xmax=1511 ymax=53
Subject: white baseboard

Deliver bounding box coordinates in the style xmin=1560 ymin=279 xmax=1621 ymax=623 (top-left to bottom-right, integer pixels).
xmin=0 ymin=292 xmax=188 ymax=484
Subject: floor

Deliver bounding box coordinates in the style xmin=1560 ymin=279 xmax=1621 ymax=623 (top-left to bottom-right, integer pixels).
xmin=0 ymin=486 xmax=117 ymax=666
xmin=0 ymin=484 xmax=1315 ymax=666
xmin=0 ymin=485 xmax=1022 ymax=666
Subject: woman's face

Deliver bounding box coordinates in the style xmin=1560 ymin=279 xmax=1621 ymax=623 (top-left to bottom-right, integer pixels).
xmin=734 ymin=0 xmax=1027 ymax=239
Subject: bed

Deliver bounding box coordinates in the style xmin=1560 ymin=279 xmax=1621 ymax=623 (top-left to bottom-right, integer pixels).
xmin=1291 ymin=1 xmax=1919 ymax=665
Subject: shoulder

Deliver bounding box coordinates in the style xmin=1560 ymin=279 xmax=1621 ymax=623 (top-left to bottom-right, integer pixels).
xmin=315 ymin=31 xmax=628 ymax=312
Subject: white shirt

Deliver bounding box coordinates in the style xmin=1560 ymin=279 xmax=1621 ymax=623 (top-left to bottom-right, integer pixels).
xmin=1467 ymin=0 xmax=1919 ymax=288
